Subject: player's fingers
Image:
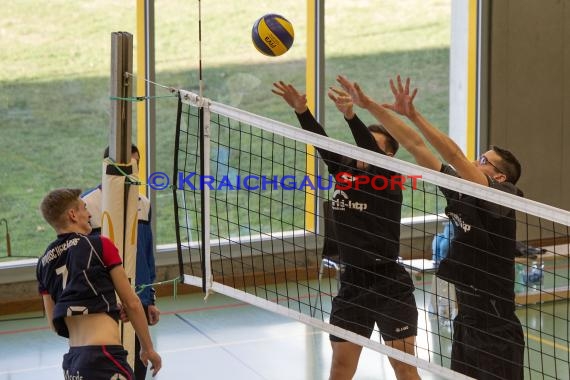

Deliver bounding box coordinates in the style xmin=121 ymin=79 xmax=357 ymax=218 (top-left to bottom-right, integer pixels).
xmin=279 ymin=82 xmax=295 ymax=95
xmin=330 ymin=86 xmax=348 ymax=97
xmin=327 ymin=91 xmax=337 ymax=102
xmin=336 ymin=75 xmax=350 ymax=89
xmin=404 ymin=77 xmax=410 ymax=94
xmin=272 ymin=82 xmax=285 ymax=91
xmin=397 ymin=75 xmax=404 ymax=93
xmin=152 ymin=358 xmax=162 ymax=376
xmin=389 ymin=79 xmax=397 ymax=96
xmin=354 ymin=82 xmax=365 ymax=97
xmin=411 ymin=88 xmax=418 ymax=102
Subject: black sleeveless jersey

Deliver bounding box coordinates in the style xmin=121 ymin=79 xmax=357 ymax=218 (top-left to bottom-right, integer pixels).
xmin=296 ymin=111 xmax=402 ymax=268
xmin=36 ymin=233 xmax=122 ymax=338
xmin=436 ymin=164 xmax=518 ymax=305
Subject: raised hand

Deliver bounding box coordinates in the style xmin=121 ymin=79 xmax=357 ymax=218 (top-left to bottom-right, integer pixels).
xmin=383 ymin=75 xmax=418 ymax=119
xmin=335 ymin=75 xmax=373 ymax=109
xmin=327 ymin=86 xmax=354 ymax=119
xmin=271 ymin=81 xmax=308 ymax=114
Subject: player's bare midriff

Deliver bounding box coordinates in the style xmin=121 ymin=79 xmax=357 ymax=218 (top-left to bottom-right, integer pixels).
xmin=65 ymin=313 xmax=121 ymax=347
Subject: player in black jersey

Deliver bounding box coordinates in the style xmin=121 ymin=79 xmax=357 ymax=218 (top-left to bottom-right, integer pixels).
xmin=37 ymin=188 xmax=162 ymax=379
xmin=273 ymin=82 xmax=420 ymax=380
xmin=338 ymin=75 xmax=524 ymax=380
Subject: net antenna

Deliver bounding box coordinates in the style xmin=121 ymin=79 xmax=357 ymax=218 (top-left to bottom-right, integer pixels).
xmin=198 ymin=0 xmax=204 ymax=99
xmin=195 ymin=0 xmax=211 ymax=293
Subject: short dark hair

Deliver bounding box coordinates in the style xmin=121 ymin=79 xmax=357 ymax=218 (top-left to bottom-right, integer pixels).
xmin=103 ymin=143 xmax=140 ymax=159
xmin=40 ymin=188 xmax=82 ymax=229
xmin=368 ymin=124 xmax=399 ymax=155
xmin=491 ymin=145 xmax=521 ymax=184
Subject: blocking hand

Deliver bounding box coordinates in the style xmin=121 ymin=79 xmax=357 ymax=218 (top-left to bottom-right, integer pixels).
xmin=335 ymin=75 xmax=373 ymax=109
xmin=327 ymin=87 xmax=354 ymax=119
xmin=271 ymin=81 xmax=308 ymax=114
xmin=383 ymin=75 xmax=418 ymax=119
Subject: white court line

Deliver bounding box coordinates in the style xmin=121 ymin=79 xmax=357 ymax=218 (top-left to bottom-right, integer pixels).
xmin=159 ymin=327 xmax=323 ymax=354
xmin=0 ymin=364 xmax=60 ymax=375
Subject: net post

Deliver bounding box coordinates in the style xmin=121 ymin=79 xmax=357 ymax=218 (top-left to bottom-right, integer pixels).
xmin=109 ymin=31 xmax=133 ymax=163
xmin=108 ymin=31 xmax=137 ymax=368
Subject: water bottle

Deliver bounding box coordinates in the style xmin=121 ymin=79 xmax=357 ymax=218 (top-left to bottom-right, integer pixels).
xmin=518 ymin=261 xmax=544 ymax=293
xmin=527 ymin=262 xmax=544 ymax=287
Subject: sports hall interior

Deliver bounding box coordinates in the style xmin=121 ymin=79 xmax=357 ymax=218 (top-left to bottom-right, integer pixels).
xmin=1 ymin=1 xmax=569 ymax=379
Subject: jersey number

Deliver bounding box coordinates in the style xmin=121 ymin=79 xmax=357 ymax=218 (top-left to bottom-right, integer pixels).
xmin=55 ymin=265 xmax=69 ymax=290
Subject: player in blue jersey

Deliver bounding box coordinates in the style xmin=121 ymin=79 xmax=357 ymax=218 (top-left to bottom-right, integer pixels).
xmin=37 ymin=188 xmax=161 ymax=379
xmin=82 ymin=143 xmax=160 ymax=380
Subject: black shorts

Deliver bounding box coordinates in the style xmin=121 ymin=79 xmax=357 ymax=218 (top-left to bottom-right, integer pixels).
xmin=451 ymin=314 xmax=525 ymax=380
xmin=62 ymin=345 xmax=134 ymax=380
xmin=329 ymin=262 xmax=418 ymax=342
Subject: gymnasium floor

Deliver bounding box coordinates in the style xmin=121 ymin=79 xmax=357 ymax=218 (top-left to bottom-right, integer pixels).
xmin=1 ymin=275 xmax=568 ymax=380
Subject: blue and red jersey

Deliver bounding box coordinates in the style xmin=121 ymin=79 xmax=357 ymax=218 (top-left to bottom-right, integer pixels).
xmin=36 ymin=233 xmax=122 ymax=338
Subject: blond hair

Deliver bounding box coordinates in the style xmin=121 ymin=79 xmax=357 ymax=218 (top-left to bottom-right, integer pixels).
xmin=40 ymin=188 xmax=82 ymax=230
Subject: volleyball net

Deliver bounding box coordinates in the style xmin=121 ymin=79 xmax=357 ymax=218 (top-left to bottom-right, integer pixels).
xmin=172 ymin=89 xmax=570 ymax=379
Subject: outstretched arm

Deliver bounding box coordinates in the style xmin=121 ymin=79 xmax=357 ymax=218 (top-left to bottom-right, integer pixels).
xmin=328 ymin=87 xmax=381 ymax=153
xmin=272 ymin=81 xmax=344 ymax=169
xmin=272 ymin=81 xmax=324 ymax=136
xmin=385 ymin=75 xmax=488 ymax=185
xmin=336 ymin=75 xmax=441 ymax=171
xmin=271 ymin=81 xmax=308 ymax=115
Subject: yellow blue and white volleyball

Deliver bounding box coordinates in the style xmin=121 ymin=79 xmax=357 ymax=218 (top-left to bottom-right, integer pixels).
xmin=252 ymin=14 xmax=294 ymax=57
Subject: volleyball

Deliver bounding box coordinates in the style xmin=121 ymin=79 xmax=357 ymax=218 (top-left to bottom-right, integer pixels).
xmin=251 ymin=14 xmax=294 ymax=57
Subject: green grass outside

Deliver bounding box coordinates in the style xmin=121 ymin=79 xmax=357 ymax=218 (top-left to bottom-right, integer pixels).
xmin=0 ymin=0 xmax=450 ymax=257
